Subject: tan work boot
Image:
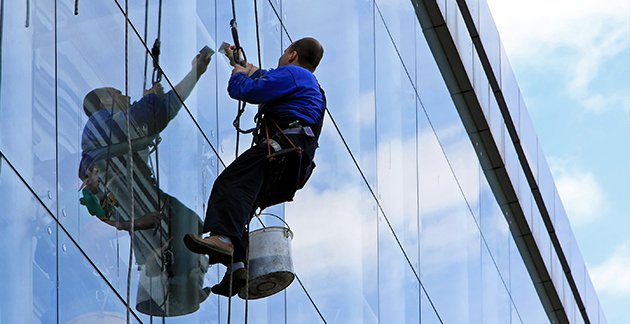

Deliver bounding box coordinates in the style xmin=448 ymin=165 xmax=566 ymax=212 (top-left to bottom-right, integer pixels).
xmin=183 ymin=234 xmax=234 ymax=266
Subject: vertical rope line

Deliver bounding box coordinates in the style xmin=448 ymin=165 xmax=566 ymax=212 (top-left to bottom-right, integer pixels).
xmin=25 ymin=0 xmax=30 ymax=27
xmin=231 ymin=0 xmax=237 ymax=21
xmin=152 ymin=44 xmax=164 ymax=312
xmin=231 ymin=0 xmax=243 ymax=159
xmin=245 ymin=1 xmax=263 ymax=316
xmin=279 ymin=0 xmax=283 ymax=49
xmin=413 ymin=17 xmax=422 ymax=317
xmin=142 ymin=0 xmax=150 ymax=90
xmin=53 ymin=0 xmax=59 ymax=319
xmin=153 ymin=0 xmax=165 ymax=267
xmin=157 ymin=0 xmax=163 ymax=39
xmin=227 ymin=256 xmax=234 ymax=324
xmin=244 ymin=222 xmax=250 ymax=324
xmin=371 ymin=0 xmax=381 ymax=320
xmin=253 ymin=0 xmax=262 ymax=69
xmin=235 ymin=101 xmax=242 ymax=158
xmin=231 ymin=0 xmax=240 ymax=158
xmin=124 ymin=0 xmax=135 ymax=322
xmin=214 ymin=0 xmax=220 ymax=166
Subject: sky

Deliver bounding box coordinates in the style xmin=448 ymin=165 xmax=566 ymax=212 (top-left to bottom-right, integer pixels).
xmin=485 ymin=0 xmax=630 ymax=322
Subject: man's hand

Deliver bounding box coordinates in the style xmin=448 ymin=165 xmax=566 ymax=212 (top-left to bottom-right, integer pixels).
xmin=221 ymin=43 xmax=238 ymax=66
xmin=114 ymin=212 xmax=163 ymax=232
xmin=82 ymin=166 xmax=100 ymax=193
xmin=143 ymin=83 xmax=165 ymax=97
xmin=232 ymin=63 xmax=259 ymax=77
xmin=192 ymin=52 xmax=211 ymax=77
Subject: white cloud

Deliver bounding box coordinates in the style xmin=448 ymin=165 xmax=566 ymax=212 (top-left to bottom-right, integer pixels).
xmin=486 ymin=0 xmax=630 ymax=112
xmin=590 ymin=242 xmax=630 ymax=296
xmin=288 ymin=126 xmax=483 ymax=280
xmin=549 ymin=159 xmax=606 ymax=226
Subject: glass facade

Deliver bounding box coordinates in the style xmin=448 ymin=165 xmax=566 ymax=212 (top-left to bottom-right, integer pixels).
xmin=0 ymin=0 xmax=603 ymax=323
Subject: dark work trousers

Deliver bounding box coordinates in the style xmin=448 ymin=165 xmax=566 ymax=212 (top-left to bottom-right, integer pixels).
xmin=202 ymin=132 xmax=317 ymax=263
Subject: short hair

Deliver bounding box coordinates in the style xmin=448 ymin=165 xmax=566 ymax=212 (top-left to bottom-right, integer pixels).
xmin=290 ymin=37 xmax=324 ymax=72
xmin=83 ymin=88 xmax=110 ymax=117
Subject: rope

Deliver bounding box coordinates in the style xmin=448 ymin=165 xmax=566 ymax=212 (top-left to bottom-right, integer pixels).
xmin=151 ymin=0 xmax=164 ymax=84
xmin=244 ymin=220 xmax=251 ymax=323
xmin=231 ymin=0 xmax=237 ymax=21
xmin=233 ymin=101 xmax=248 ymax=157
xmin=227 ymin=5 xmax=239 ymax=324
xmin=74 ymin=0 xmax=79 ymax=15
xmin=25 ymin=0 xmax=30 ymax=28
xmin=156 ymin=0 xmax=162 ymax=40
xmin=239 ymin=0 xmax=265 ymax=318
xmin=253 ymin=0 xmax=262 ymax=69
xmin=227 ymin=255 xmax=234 ymax=324
xmin=230 ymin=0 xmax=258 ymax=157
xmin=123 ymin=1 xmax=136 ymax=322
xmin=146 ymin=0 xmax=169 ymax=315
xmin=142 ymin=0 xmax=150 ymax=90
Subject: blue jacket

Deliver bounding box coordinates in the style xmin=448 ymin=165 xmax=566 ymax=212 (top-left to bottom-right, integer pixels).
xmin=80 ymin=91 xmax=182 ymax=178
xmin=227 ymin=65 xmax=324 ymax=125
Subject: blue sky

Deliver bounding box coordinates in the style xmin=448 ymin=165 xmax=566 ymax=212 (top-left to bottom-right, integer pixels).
xmin=486 ymin=0 xmax=630 ymax=322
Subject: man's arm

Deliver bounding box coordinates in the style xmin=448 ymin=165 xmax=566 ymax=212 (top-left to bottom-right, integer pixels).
xmin=228 ymin=65 xmax=298 ymax=104
xmin=173 ymin=53 xmax=210 ymax=100
xmin=131 ymin=53 xmax=211 ymax=134
xmin=164 ymin=53 xmax=211 ymax=119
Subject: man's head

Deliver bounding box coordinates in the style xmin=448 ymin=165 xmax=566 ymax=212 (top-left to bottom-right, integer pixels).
xmin=83 ymin=87 xmax=131 ymax=116
xmin=277 ymin=37 xmax=324 ymax=72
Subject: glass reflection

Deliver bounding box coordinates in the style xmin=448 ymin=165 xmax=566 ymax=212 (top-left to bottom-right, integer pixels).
xmin=0 ymin=0 xmax=56 ymax=210
xmin=58 ymin=230 xmax=142 ymax=323
xmin=0 ymin=158 xmax=57 ymax=323
xmin=76 ymin=53 xmax=212 ymax=317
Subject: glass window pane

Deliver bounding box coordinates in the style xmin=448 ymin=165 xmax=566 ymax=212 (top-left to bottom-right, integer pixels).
xmin=0 ymin=157 xmax=57 ymax=323
xmin=58 ymin=230 xmax=142 ymax=323
xmin=0 ymin=0 xmax=57 ymax=211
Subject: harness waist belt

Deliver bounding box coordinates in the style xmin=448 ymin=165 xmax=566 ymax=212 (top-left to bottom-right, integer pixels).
xmin=282 ymin=126 xmax=314 ymax=137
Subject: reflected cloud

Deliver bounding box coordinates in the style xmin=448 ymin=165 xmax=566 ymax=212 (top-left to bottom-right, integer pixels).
xmin=288 ymin=124 xmax=483 ymax=277
xmin=278 ymin=124 xmax=488 ymax=322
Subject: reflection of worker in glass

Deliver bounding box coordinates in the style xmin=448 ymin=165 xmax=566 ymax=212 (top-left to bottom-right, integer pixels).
xmin=184 ymin=37 xmax=325 ymax=297
xmin=78 ymin=52 xmax=212 ymax=316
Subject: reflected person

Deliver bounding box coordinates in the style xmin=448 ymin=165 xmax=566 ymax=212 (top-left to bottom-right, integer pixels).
xmin=184 ymin=37 xmax=325 ymax=297
xmin=78 ymin=51 xmax=211 ymax=316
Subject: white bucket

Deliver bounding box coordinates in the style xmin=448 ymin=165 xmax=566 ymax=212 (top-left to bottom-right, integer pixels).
xmin=239 ymin=222 xmax=295 ymax=300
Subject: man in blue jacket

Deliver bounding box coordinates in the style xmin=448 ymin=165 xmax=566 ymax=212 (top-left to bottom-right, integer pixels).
xmin=184 ymin=37 xmax=325 ymax=297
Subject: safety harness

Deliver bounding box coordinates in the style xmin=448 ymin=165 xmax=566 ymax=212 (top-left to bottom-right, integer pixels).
xmin=253 ymin=87 xmax=326 ymax=210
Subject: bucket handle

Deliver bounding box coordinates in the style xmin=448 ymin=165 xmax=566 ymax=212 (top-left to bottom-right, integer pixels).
xmin=253 ymin=212 xmax=291 ymax=232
